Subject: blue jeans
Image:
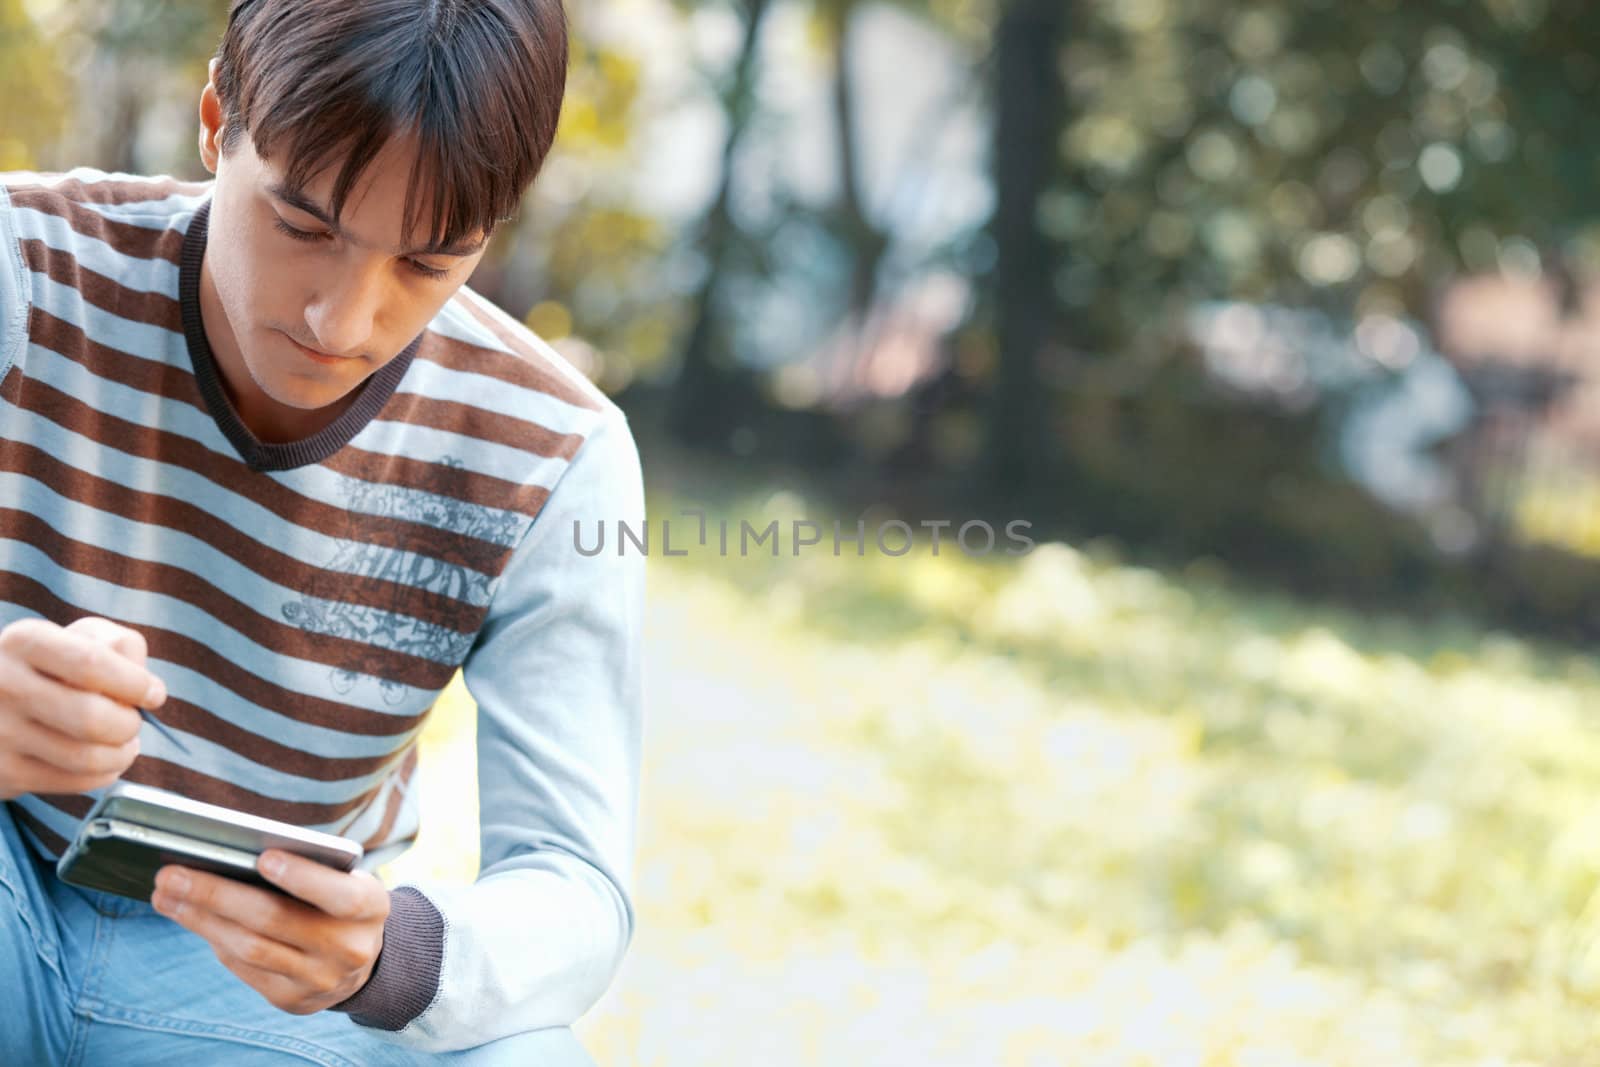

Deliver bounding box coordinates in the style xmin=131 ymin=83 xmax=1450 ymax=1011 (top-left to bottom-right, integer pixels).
xmin=0 ymin=802 xmax=596 ymax=1066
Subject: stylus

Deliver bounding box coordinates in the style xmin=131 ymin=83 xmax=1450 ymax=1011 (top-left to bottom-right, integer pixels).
xmin=137 ymin=707 xmax=192 ymax=755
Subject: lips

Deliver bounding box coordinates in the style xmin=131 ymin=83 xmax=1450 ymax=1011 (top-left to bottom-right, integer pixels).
xmin=282 ymin=331 xmax=351 ymax=363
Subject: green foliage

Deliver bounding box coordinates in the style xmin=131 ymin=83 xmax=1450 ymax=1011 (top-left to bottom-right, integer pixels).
xmin=1053 ymin=357 xmax=1438 ymax=588
xmin=1053 ymin=0 xmax=1600 ymax=352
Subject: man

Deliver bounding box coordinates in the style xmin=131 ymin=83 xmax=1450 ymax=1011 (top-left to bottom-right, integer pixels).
xmin=0 ymin=0 xmax=644 ymax=1063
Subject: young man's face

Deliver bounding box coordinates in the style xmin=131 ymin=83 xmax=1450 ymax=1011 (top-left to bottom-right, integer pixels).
xmin=195 ymin=59 xmax=490 ymax=438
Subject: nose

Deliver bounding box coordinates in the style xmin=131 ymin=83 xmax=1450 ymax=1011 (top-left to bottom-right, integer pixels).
xmin=302 ymin=257 xmax=384 ymax=357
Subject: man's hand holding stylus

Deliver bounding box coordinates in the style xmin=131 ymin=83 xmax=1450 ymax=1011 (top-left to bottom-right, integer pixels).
xmin=0 ymin=616 xmax=166 ymax=800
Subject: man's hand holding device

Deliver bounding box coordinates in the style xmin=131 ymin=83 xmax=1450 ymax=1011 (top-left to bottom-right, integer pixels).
xmin=0 ymin=614 xmax=384 ymax=1013
xmin=152 ymin=845 xmax=390 ymax=1014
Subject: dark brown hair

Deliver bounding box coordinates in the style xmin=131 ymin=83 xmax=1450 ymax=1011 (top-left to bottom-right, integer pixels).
xmin=214 ymin=0 xmax=568 ymax=250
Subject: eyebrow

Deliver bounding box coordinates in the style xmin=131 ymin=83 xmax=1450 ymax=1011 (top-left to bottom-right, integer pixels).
xmin=266 ymin=181 xmax=489 ymax=257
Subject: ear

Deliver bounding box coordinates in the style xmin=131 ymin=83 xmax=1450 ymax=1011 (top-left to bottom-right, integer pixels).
xmin=198 ymin=57 xmax=227 ymax=174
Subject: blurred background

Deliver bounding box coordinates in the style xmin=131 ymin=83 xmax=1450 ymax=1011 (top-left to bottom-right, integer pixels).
xmin=11 ymin=0 xmax=1600 ymax=1062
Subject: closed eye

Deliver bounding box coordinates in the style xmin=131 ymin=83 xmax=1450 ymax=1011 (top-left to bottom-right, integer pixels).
xmin=271 ymin=216 xmax=451 ymax=280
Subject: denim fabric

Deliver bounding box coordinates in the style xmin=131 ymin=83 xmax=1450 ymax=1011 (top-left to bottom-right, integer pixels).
xmin=0 ymin=802 xmax=596 ymax=1067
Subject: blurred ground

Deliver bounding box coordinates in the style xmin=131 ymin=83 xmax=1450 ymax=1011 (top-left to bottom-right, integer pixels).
xmin=381 ymin=489 xmax=1600 ymax=1067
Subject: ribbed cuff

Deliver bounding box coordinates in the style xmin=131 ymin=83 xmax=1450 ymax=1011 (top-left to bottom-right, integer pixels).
xmin=329 ymin=886 xmax=444 ymax=1031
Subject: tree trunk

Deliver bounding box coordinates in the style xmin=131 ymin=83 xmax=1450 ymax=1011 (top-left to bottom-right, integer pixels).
xmin=984 ymin=0 xmax=1066 ymax=491
xmin=828 ymin=1 xmax=890 ymax=345
xmin=668 ymin=0 xmax=773 ymax=447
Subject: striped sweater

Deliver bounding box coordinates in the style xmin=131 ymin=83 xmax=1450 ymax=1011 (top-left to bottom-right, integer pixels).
xmin=0 ymin=168 xmax=646 ymax=1052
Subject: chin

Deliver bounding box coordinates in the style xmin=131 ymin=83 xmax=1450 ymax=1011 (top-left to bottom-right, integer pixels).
xmin=248 ymin=366 xmax=342 ymax=409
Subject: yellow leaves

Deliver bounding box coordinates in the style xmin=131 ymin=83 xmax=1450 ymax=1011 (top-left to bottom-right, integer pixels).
xmin=899 ymin=549 xmax=990 ymax=617
xmin=524 ymin=300 xmax=573 ymax=341
xmin=979 ymin=540 xmax=1105 ymax=637
xmin=1428 ymin=647 xmax=1474 ymax=675
xmin=0 ymin=0 xmax=68 ymax=156
xmin=547 ymin=207 xmax=666 ymax=280
xmin=1514 ymin=477 xmax=1600 ymax=558
xmin=606 ymin=312 xmax=674 ymax=376
xmin=0 ymin=137 xmax=31 ymax=170
xmin=1278 ymin=626 xmax=1369 ymax=700
xmin=392 ymin=500 xmax=1600 ymax=1064
xmin=558 ymin=46 xmax=641 ymax=155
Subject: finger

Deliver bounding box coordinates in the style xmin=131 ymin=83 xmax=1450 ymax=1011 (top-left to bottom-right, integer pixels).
xmin=64 ymin=617 xmax=149 ymax=669
xmin=155 ymin=864 xmax=317 ymax=943
xmin=5 ymin=624 xmax=165 ymax=711
xmin=5 ymin=750 xmax=127 ymax=794
xmin=11 ymin=718 xmax=139 ymax=776
xmin=154 ymin=884 xmax=312 ymax=981
xmin=17 ymin=670 xmax=142 ymax=746
xmin=258 ymin=850 xmax=388 ymax=922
